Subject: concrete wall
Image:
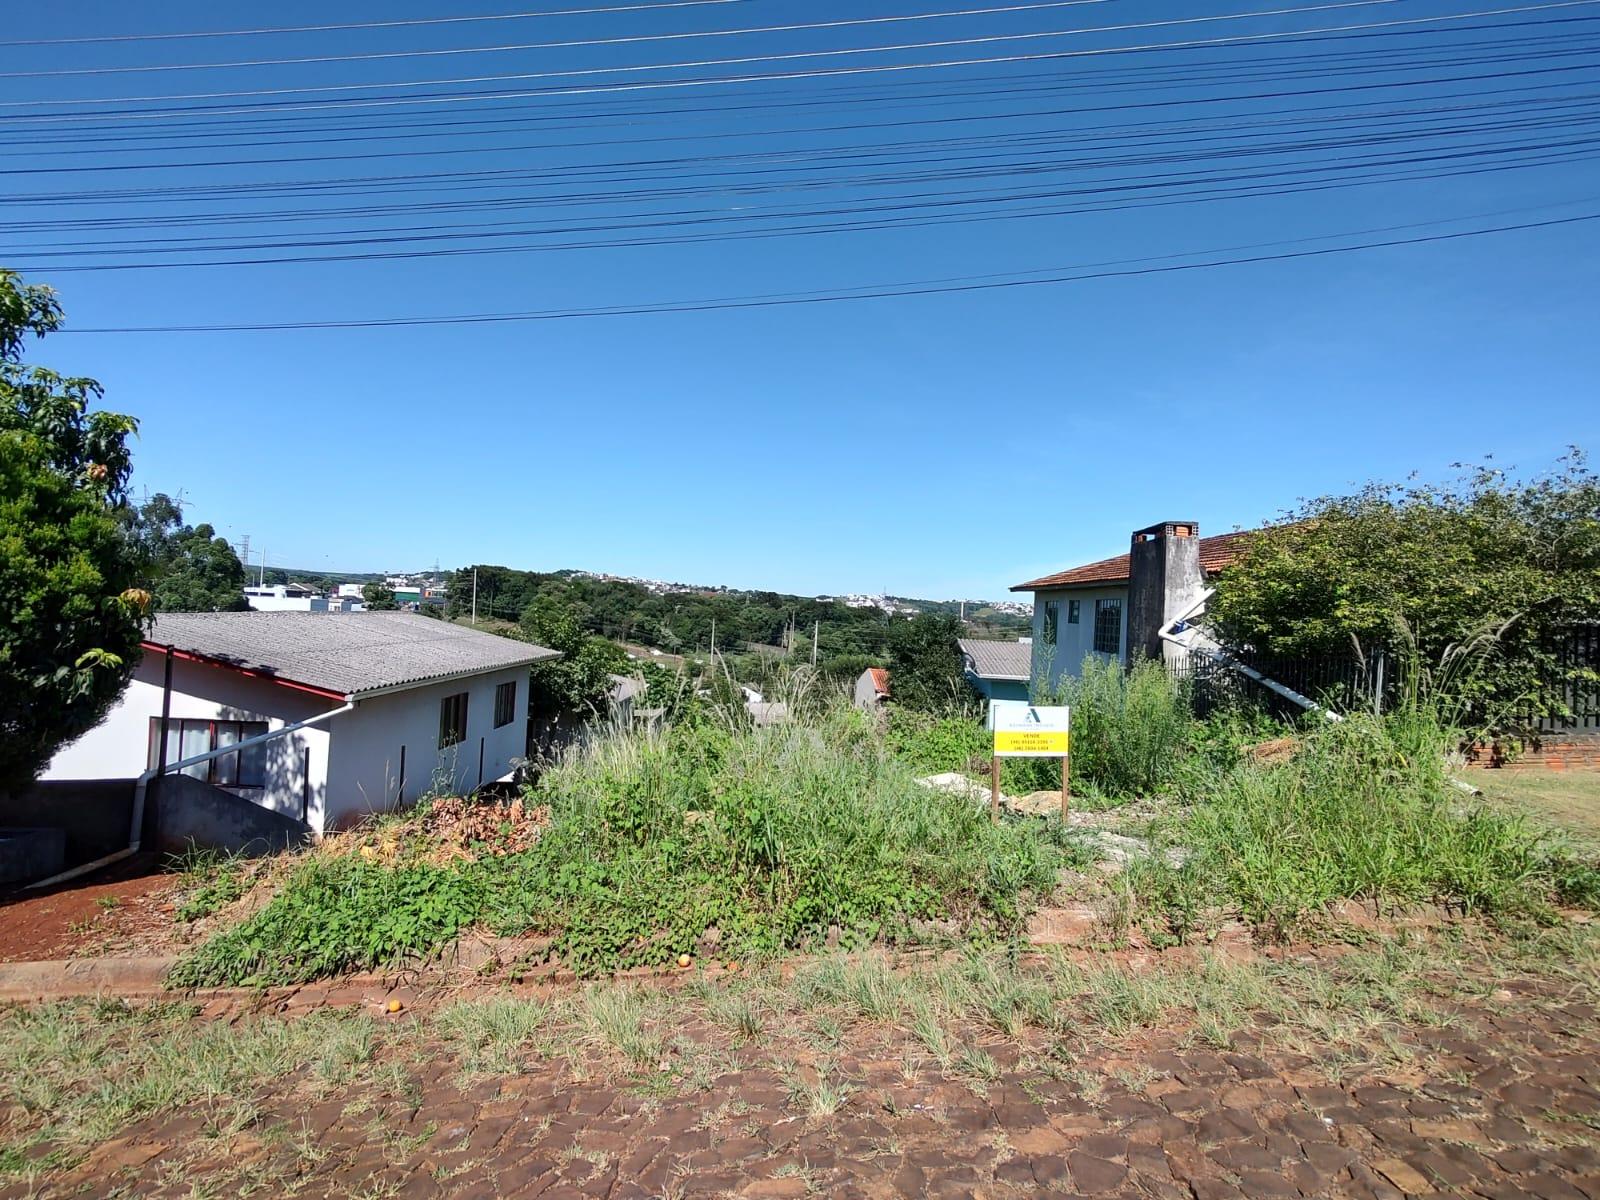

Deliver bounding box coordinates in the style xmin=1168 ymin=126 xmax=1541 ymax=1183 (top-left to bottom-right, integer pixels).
xmin=154 ymin=773 xmax=311 ymax=856
xmin=321 ymin=667 xmax=529 ymax=830
xmin=0 ymin=779 xmax=135 ymax=865
xmin=43 ymin=652 xmax=334 ymax=827
xmin=1030 ymin=585 xmax=1129 ymax=696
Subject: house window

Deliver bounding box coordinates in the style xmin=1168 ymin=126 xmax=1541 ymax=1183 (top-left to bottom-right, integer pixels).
xmin=494 ymin=680 xmax=517 ymax=729
xmin=147 ymin=719 xmax=269 ymax=788
xmin=1067 ymin=599 xmax=1081 ymax=624
xmin=439 ymin=692 xmax=469 ymax=748
xmin=1042 ymin=600 xmax=1059 ymax=646
xmin=1093 ymin=598 xmax=1123 ymax=656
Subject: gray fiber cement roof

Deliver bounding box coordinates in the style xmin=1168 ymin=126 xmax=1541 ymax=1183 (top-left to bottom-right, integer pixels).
xmin=148 ymin=611 xmax=557 ymax=699
xmin=958 ymin=638 xmax=1032 ymax=681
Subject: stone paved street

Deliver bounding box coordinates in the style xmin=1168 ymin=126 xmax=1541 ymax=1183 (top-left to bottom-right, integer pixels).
xmin=6 ymin=955 xmax=1598 ymax=1200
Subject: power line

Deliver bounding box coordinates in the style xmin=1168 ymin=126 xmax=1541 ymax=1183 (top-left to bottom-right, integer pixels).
xmin=11 ymin=8 xmax=1593 ymax=125
xmin=0 ymin=0 xmax=765 ymax=48
xmin=0 ymin=0 xmax=1120 ymax=79
xmin=13 ymin=18 xmax=1588 ymax=141
xmin=7 ymin=59 xmax=1594 ymax=180
xmin=50 ymin=210 xmax=1600 ymax=333
xmin=0 ymin=0 xmax=1422 ymax=109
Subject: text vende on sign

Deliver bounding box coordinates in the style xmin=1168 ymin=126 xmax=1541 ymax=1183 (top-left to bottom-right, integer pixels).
xmin=989 ymin=700 xmax=1070 ymax=759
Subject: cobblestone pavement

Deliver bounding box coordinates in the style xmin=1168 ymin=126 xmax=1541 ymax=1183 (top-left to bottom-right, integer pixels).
xmin=4 ymin=962 xmax=1598 ymax=1199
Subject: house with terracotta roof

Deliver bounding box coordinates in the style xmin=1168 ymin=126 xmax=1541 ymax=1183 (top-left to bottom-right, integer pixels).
xmin=1011 ymin=522 xmax=1253 ymax=695
xmin=853 ymin=666 xmax=891 ymax=710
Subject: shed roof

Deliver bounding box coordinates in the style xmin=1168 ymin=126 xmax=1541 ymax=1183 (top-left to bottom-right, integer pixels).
xmin=1012 ymin=530 xmax=1256 ymax=592
xmin=958 ymin=638 xmax=1032 ymax=681
xmin=866 ymin=666 xmax=890 ymax=695
xmin=145 ymin=611 xmax=556 ymax=700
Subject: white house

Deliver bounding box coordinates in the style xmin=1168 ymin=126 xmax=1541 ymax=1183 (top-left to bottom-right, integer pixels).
xmin=44 ymin=611 xmax=558 ymax=835
xmin=1011 ymin=522 xmax=1252 ymax=696
xmin=244 ymin=584 xmax=364 ymax=613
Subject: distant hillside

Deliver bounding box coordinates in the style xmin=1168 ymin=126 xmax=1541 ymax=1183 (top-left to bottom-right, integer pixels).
xmin=441 ymin=564 xmax=1030 ymax=669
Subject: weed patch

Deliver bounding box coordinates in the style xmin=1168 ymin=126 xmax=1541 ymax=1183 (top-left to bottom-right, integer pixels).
xmin=174 ymin=709 xmax=1065 ymax=985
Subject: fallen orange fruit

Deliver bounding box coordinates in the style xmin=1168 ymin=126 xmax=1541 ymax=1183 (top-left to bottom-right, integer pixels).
xmin=386 ymin=999 xmax=403 ymax=1014
xmin=676 ymin=954 xmax=693 ymax=969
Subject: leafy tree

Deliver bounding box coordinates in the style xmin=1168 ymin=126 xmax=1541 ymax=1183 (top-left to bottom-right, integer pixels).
xmin=124 ymin=493 xmax=248 ymax=612
xmin=519 ymin=594 xmax=629 ymax=716
xmin=886 ymin=613 xmax=976 ymax=712
xmin=1210 ymin=454 xmax=1600 ymax=729
xmin=1 ymin=270 xmax=147 ymax=794
xmin=362 ymin=582 xmax=399 ymax=610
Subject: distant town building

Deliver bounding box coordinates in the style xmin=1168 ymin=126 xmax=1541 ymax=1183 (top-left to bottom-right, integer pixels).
xmin=243 ymin=584 xmax=364 ymax=613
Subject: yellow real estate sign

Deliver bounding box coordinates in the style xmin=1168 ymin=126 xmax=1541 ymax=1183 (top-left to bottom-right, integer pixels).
xmin=989 ymin=700 xmax=1070 ymax=759
xmin=993 ymin=727 xmax=1069 ymax=756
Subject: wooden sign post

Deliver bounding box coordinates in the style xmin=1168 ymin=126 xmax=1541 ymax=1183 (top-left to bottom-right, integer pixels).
xmin=988 ymin=700 xmax=1071 ymax=824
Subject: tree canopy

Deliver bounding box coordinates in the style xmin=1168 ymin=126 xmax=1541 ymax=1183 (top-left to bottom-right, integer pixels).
xmin=0 ymin=270 xmax=147 ymax=794
xmin=886 ymin=613 xmax=976 ymax=712
xmin=362 ymin=582 xmax=399 ymax=610
xmin=125 ymin=492 xmax=248 ymax=613
xmin=520 ymin=592 xmax=629 ymax=717
xmin=1210 ymin=454 xmax=1600 ymax=728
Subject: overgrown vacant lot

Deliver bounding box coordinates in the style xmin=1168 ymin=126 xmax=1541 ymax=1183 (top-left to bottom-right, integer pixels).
xmin=3 ymin=928 xmax=1599 ymax=1198
xmin=7 ymin=680 xmax=1600 ymax=1197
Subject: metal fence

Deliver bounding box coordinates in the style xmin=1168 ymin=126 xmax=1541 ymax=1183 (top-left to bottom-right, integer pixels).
xmin=1172 ymin=623 xmax=1599 ymax=734
xmin=1169 ymin=648 xmax=1384 ymax=720
xmin=1531 ymin=623 xmax=1599 ymax=734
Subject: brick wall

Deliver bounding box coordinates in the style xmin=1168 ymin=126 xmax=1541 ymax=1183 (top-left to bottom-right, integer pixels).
xmin=1463 ymin=735 xmax=1600 ymax=771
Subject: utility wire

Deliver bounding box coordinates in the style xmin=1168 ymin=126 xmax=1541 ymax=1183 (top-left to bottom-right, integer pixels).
xmin=12 ymin=9 xmax=1593 ymax=124
xmin=0 ymin=0 xmax=766 ymax=47
xmin=0 ymin=0 xmax=1119 ymax=79
xmin=0 ymin=0 xmax=1420 ymax=108
xmin=51 ymin=211 xmax=1600 ymax=333
xmin=7 ymin=56 xmax=1595 ymax=177
xmin=17 ymin=135 xmax=1598 ymax=269
xmin=13 ymin=18 xmax=1589 ymax=140
xmin=14 ymin=30 xmax=1594 ymax=150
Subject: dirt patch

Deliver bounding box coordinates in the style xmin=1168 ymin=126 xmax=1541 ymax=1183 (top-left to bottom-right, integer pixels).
xmin=0 ymin=855 xmax=178 ymax=962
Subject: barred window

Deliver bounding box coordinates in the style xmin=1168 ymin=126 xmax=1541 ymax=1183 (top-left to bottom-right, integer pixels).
xmin=1042 ymin=600 xmax=1059 ymax=646
xmin=1093 ymin=598 xmax=1123 ymax=656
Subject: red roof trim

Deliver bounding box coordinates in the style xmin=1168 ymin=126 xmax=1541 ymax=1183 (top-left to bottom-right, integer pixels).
xmin=143 ymin=642 xmax=350 ymax=702
xmin=1011 ymin=529 xmax=1257 ymax=592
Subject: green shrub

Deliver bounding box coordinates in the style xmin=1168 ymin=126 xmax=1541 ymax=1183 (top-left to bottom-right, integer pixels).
xmin=1138 ymin=708 xmax=1573 ymax=936
xmin=169 ymin=858 xmax=488 ymax=987
xmin=1046 ymin=656 xmax=1193 ymax=797
xmin=883 ymin=709 xmax=986 ymax=775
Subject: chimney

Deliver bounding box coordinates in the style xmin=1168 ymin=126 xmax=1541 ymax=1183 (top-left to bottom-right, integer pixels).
xmin=1125 ymin=520 xmax=1201 ymax=667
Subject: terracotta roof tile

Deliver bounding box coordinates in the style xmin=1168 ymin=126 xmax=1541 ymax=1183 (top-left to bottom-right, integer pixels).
xmin=1011 ymin=529 xmax=1257 ymax=592
xmin=867 ymin=667 xmax=890 ymax=695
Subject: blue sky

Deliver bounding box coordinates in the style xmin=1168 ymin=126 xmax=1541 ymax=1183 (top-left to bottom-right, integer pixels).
xmin=4 ymin=0 xmax=1597 ymax=598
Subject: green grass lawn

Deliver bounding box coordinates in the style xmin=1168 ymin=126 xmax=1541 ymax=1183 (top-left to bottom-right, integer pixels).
xmin=1475 ymin=770 xmax=1600 ymax=846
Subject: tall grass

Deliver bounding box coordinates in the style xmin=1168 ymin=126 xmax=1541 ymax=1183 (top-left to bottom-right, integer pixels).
xmin=174 ymin=701 xmax=1064 ymax=985
xmin=1144 ymin=705 xmax=1570 ymax=935
xmin=1045 ymin=656 xmax=1193 ymax=797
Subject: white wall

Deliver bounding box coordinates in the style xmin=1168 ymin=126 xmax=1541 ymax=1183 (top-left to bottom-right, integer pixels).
xmin=43 ymin=652 xmax=336 ymax=825
xmin=320 ymin=666 xmax=528 ymax=831
xmin=1030 ymin=585 xmax=1130 ymax=696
